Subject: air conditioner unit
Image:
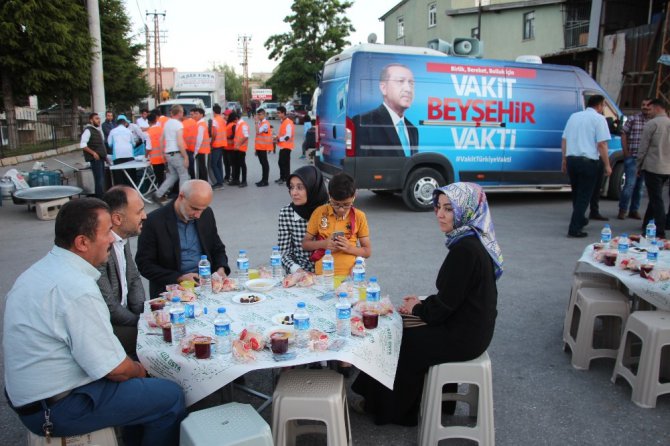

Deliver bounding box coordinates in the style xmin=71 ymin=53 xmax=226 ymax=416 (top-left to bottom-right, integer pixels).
xmin=427 ymin=38 xmax=452 ymax=54
xmin=449 ymin=38 xmax=484 ymax=58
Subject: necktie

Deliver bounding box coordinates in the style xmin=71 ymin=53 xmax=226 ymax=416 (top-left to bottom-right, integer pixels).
xmin=396 ymin=120 xmax=411 ymax=157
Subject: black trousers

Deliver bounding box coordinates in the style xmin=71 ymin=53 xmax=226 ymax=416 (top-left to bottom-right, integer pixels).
xmin=589 ymin=159 xmax=604 ymax=215
xmin=257 ymin=150 xmax=269 ymax=182
xmin=223 ymin=150 xmax=233 ymax=181
xmin=566 ymin=156 xmax=599 ymax=234
xmin=187 ymin=152 xmax=208 ymax=181
xmin=231 ymin=151 xmax=247 ymax=182
xmin=278 ymin=148 xmax=291 ymax=181
xmin=152 ymin=163 xmax=165 ymax=187
xmin=642 ymin=170 xmax=669 ymax=238
xmin=112 ymin=157 xmax=135 ymax=187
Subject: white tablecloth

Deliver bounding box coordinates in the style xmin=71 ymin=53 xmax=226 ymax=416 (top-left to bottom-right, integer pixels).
xmin=576 ymin=244 xmax=670 ymax=310
xmin=137 ymin=283 xmax=403 ymax=406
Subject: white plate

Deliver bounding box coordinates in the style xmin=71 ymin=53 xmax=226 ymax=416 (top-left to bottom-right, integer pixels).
xmin=245 ymin=278 xmax=276 ymax=292
xmin=231 ymin=292 xmax=268 ymax=305
xmin=271 ymin=312 xmax=295 ymax=328
xmin=264 ymin=326 xmax=295 ymax=344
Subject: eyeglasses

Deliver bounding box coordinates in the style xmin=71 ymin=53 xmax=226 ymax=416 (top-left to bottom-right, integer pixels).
xmin=330 ymin=200 xmax=354 ymax=210
xmin=288 ymin=184 xmax=306 ymax=191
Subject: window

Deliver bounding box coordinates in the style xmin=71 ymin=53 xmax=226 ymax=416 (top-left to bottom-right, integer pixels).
xmin=523 ymin=11 xmax=535 ymax=40
xmin=428 ymin=3 xmax=437 ymax=28
xmin=471 ymin=27 xmax=480 ymax=39
xmin=397 ymin=16 xmax=405 ymax=38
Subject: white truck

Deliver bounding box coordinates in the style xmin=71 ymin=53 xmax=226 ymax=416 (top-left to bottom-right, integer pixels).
xmin=173 ymin=72 xmax=225 ymax=118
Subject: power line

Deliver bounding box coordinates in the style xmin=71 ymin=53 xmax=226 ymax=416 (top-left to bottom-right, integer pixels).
xmin=134 ymin=0 xmax=145 ymax=24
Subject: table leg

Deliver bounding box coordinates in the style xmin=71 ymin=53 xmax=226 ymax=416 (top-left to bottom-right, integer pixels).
xmin=123 ymin=168 xmax=153 ymax=204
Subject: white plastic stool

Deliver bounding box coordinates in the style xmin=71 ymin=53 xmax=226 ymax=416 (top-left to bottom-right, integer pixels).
xmin=563 ymin=273 xmax=619 ymax=346
xmin=35 ymin=197 xmax=69 ymax=221
xmin=272 ymin=369 xmax=351 ymax=446
xmin=564 ymin=287 xmax=630 ymax=370
xmin=180 ymin=402 xmax=273 ymax=446
xmin=418 ymin=351 xmax=494 ymax=446
xmin=611 ymin=311 xmax=670 ymax=408
xmin=26 ymin=427 xmax=118 ymax=446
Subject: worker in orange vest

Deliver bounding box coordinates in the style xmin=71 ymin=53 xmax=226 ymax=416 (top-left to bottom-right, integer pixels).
xmin=154 ymin=107 xmax=169 ymax=127
xmin=144 ymin=113 xmax=166 ymax=185
xmin=224 ymin=110 xmax=235 ymax=183
xmin=275 ymin=106 xmax=294 ymax=185
xmin=182 ymin=110 xmax=198 ymax=179
xmin=230 ymin=112 xmax=249 ymax=187
xmin=191 ymin=107 xmax=210 ymax=181
xmin=210 ymin=104 xmax=227 ymax=189
xmin=254 ymin=108 xmax=273 ymax=187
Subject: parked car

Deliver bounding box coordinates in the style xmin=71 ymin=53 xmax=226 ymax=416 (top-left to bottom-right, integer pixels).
xmin=37 ymin=104 xmax=89 ymax=122
xmin=226 ymin=101 xmax=242 ymax=115
xmin=261 ymin=102 xmax=280 ymax=120
xmin=287 ymin=104 xmax=309 ymax=124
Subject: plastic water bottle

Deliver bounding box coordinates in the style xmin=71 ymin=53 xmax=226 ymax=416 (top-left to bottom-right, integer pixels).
xmin=270 ymin=246 xmax=283 ymax=281
xmin=646 ymin=219 xmax=657 ymax=243
xmin=169 ymin=297 xmax=186 ymax=345
xmin=198 ymin=255 xmax=212 ymax=295
xmin=335 ymin=292 xmax=351 ymax=338
xmin=647 ymin=240 xmax=659 ymax=264
xmin=293 ymin=302 xmax=310 ymax=348
xmin=600 ymin=224 xmax=612 ymax=248
xmin=618 ymin=233 xmax=630 ymax=255
xmin=213 ymin=307 xmax=232 ymax=355
xmin=237 ymin=250 xmax=249 ymax=282
xmin=352 ymin=259 xmax=366 ymax=300
xmin=322 ymin=250 xmax=334 ymax=291
xmin=366 ymin=277 xmax=380 ymax=304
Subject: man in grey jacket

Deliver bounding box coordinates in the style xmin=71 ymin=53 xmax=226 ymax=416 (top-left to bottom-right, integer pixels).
xmin=638 ymin=98 xmax=670 ymax=239
xmin=98 ymin=185 xmax=147 ymax=354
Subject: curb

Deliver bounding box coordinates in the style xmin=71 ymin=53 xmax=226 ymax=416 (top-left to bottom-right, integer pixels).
xmin=0 ymin=144 xmax=80 ymax=168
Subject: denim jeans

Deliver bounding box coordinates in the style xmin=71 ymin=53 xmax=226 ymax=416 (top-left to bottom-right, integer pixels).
xmin=19 ymin=378 xmax=185 ymax=446
xmin=567 ymin=156 xmax=599 ymax=234
xmin=210 ymin=149 xmax=224 ymax=185
xmin=89 ymin=159 xmax=106 ymax=198
xmin=618 ymin=157 xmax=645 ymax=212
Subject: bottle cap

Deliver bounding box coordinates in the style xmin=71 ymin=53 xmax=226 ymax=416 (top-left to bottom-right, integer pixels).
xmin=218 ymin=307 xmax=226 ymax=314
xmin=200 ymin=255 xmax=207 ymax=260
xmin=649 ymin=219 xmax=655 ymax=224
xmin=355 ymin=259 xmax=362 ymax=264
xmin=171 ymin=297 xmax=181 ymax=303
xmin=273 ymin=245 xmax=279 ymax=250
xmin=369 ymin=277 xmax=377 ymax=282
xmin=339 ymin=292 xmax=348 ymax=298
xmin=297 ymin=302 xmax=305 ymax=308
xmin=604 ymin=224 xmax=610 ymax=228
xmin=239 ymin=249 xmax=246 ymax=254
xmin=622 ymin=233 xmax=628 ymax=237
xmin=325 ymin=249 xmax=332 ymax=255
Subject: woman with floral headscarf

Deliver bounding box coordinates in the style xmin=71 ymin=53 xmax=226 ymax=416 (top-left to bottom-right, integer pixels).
xmin=351 ymin=182 xmax=502 ymax=426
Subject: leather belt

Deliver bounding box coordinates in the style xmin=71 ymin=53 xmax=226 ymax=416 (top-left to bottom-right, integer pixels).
xmin=166 ymin=152 xmax=179 ymax=156
xmin=6 ymin=388 xmax=73 ymax=416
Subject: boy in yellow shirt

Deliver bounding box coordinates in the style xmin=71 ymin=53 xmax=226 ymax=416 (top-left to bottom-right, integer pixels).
xmin=303 ymin=173 xmax=371 ymax=276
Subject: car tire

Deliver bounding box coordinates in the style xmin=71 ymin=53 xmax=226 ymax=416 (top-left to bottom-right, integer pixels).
xmin=607 ymin=161 xmax=624 ymax=200
xmin=402 ymin=167 xmax=445 ymax=212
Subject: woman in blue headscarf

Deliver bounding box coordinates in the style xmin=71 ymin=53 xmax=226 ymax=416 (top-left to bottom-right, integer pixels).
xmin=351 ymin=182 xmax=502 ymax=426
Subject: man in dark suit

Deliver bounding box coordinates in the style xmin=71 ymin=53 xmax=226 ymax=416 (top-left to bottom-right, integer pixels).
xmin=136 ymin=179 xmax=231 ymax=299
xmin=97 ymin=185 xmax=147 ymax=354
xmin=352 ymin=63 xmax=419 ymax=157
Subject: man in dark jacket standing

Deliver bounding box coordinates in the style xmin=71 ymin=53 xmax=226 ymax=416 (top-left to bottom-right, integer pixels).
xmin=80 ymin=112 xmax=108 ymax=198
xmin=136 ymin=180 xmax=231 ymax=298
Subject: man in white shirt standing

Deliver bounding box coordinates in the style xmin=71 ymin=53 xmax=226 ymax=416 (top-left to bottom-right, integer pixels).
xmin=153 ymin=105 xmax=190 ymax=203
xmin=561 ymin=95 xmax=612 ymax=238
xmin=135 ymin=108 xmax=149 ymax=130
xmin=97 ymin=185 xmax=147 ymax=355
xmin=3 ymin=198 xmax=185 ymax=445
xmin=107 ymin=115 xmax=136 ymax=186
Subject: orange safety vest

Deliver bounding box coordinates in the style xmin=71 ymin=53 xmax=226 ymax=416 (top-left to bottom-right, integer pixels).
xmin=182 ymin=117 xmax=197 ymax=152
xmin=254 ymin=118 xmax=273 ymax=151
xmin=145 ymin=125 xmax=165 ymax=165
xmin=233 ymin=120 xmax=249 ymax=152
xmin=195 ymin=119 xmax=211 ymax=155
xmin=211 ymin=115 xmax=227 ymax=149
xmin=225 ymin=122 xmax=236 ymax=151
xmin=277 ymin=118 xmax=294 ymax=149
xmin=158 ymin=115 xmax=169 ymax=127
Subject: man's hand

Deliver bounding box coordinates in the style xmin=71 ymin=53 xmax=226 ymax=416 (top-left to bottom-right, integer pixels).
xmin=93 ymin=152 xmax=100 ymax=161
xmin=177 ymin=272 xmax=199 ymax=283
xmin=561 ymin=157 xmax=567 ymax=174
xmin=215 ymin=267 xmax=227 ymax=278
xmin=183 ymin=157 xmax=189 ymax=169
xmin=604 ymin=164 xmax=612 ymax=176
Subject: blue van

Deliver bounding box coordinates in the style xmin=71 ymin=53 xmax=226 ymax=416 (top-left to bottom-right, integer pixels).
xmin=315 ymin=44 xmax=624 ymax=211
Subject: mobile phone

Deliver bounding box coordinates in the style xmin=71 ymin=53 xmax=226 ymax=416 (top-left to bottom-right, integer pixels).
xmin=332 ymin=231 xmax=345 ymax=240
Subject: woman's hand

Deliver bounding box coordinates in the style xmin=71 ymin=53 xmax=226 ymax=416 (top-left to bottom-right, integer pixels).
xmin=399 ymin=295 xmax=421 ymax=314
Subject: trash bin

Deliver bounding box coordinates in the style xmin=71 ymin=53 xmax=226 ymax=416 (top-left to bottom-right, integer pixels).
xmin=75 ymin=167 xmax=96 ymax=195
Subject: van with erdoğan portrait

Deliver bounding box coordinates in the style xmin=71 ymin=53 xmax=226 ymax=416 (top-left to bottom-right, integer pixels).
xmin=315 ymin=44 xmax=624 ymax=211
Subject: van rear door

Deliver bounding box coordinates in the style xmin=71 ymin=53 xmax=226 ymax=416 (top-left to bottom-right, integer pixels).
xmin=317 ymin=58 xmax=351 ymax=176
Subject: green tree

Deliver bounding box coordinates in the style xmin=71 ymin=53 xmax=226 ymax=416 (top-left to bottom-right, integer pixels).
xmin=100 ymin=0 xmax=149 ymax=111
xmin=264 ymin=0 xmax=354 ymax=99
xmin=213 ymin=64 xmax=244 ymax=103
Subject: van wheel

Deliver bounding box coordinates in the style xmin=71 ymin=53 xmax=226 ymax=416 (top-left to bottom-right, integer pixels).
xmin=607 ymin=162 xmax=624 ymax=200
xmin=402 ymin=168 xmax=445 ymax=211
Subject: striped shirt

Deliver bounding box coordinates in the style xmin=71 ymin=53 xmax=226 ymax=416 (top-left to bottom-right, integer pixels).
xmin=277 ymin=205 xmax=314 ymax=274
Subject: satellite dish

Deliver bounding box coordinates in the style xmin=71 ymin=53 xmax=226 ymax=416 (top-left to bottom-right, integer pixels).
xmin=367 ymin=33 xmax=378 ymax=44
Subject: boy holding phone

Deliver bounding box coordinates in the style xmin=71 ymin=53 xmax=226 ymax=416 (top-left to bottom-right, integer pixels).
xmin=302 ymin=173 xmax=372 ymax=276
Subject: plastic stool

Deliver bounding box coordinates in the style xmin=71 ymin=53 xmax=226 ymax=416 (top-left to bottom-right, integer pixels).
xmin=35 ymin=197 xmax=69 ymax=221
xmin=563 ymin=273 xmax=619 ymax=346
xmin=611 ymin=311 xmax=670 ymax=408
xmin=26 ymin=427 xmax=118 ymax=446
xmin=272 ymin=369 xmax=351 ymax=446
xmin=418 ymin=351 xmax=494 ymax=446
xmin=565 ymin=287 xmax=630 ymax=370
xmin=180 ymin=402 xmax=273 ymax=446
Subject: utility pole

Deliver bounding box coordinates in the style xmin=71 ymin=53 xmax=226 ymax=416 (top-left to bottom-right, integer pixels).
xmin=145 ymin=23 xmax=151 ymax=90
xmin=147 ymin=10 xmax=166 ymax=104
xmin=87 ymin=0 xmax=106 ymax=115
xmin=238 ymin=35 xmax=252 ymax=111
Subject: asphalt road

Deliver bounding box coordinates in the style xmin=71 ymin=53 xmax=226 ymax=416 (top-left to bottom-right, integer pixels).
xmin=0 ymin=120 xmax=668 ymax=445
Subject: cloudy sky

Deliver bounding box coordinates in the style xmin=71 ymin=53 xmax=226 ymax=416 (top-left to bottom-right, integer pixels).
xmin=124 ymin=0 xmax=391 ymax=74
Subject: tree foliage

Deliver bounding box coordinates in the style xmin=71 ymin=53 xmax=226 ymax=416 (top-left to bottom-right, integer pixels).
xmin=264 ymin=0 xmax=354 ymax=99
xmin=213 ymin=64 xmax=244 ymax=103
